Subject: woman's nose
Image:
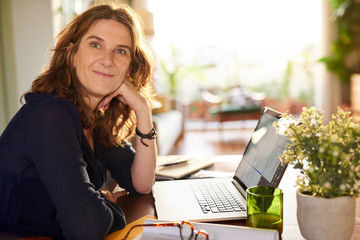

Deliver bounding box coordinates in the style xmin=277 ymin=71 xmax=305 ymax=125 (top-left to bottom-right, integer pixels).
xmin=100 ymin=51 xmax=113 ymax=67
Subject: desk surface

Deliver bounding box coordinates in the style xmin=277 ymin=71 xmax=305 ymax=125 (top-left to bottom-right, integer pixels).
xmin=116 ymin=155 xmax=360 ymax=240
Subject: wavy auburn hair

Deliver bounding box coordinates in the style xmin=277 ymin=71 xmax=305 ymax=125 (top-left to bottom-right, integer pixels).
xmin=29 ymin=4 xmax=154 ymax=147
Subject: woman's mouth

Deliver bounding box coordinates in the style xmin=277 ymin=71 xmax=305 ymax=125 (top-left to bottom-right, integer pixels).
xmin=93 ymin=70 xmax=114 ymax=78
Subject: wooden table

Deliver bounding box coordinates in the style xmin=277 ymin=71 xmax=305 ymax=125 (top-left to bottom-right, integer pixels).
xmin=116 ymin=155 xmax=360 ymax=240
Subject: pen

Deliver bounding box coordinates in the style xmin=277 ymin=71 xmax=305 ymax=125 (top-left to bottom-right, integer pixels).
xmin=160 ymin=160 xmax=188 ymax=167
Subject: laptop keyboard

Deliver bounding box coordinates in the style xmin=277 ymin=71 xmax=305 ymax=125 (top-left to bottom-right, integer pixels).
xmin=191 ymin=181 xmax=246 ymax=214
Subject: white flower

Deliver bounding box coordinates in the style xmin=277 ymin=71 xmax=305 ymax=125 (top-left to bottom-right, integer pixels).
xmin=340 ymin=184 xmax=346 ymax=191
xmin=319 ymin=147 xmax=325 ymax=153
xmin=323 ymin=182 xmax=331 ymax=189
xmin=332 ymin=150 xmax=339 ymax=157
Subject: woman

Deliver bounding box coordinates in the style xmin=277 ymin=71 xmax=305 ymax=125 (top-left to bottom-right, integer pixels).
xmin=0 ymin=4 xmax=157 ymax=240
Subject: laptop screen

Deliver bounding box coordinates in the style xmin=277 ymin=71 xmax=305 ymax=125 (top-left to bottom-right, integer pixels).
xmin=234 ymin=107 xmax=290 ymax=189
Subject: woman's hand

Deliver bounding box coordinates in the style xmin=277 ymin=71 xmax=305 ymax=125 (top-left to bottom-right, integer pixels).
xmin=100 ymin=190 xmax=128 ymax=203
xmin=97 ymin=77 xmax=149 ymax=114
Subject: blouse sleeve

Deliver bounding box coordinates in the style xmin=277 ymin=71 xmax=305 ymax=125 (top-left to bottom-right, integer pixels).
xmin=101 ymin=142 xmax=138 ymax=194
xmin=24 ymin=99 xmax=124 ymax=240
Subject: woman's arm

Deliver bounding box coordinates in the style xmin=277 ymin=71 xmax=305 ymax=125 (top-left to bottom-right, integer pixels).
xmin=26 ymin=99 xmax=124 ymax=239
xmin=98 ymin=78 xmax=157 ymax=194
xmin=131 ymin=100 xmax=157 ymax=194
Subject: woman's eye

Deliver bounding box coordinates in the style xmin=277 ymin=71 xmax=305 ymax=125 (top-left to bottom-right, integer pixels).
xmin=91 ymin=43 xmax=100 ymax=48
xmin=115 ymin=49 xmax=126 ymax=54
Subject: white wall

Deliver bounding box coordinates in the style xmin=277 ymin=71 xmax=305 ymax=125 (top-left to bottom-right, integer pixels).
xmin=10 ymin=0 xmax=54 ymax=104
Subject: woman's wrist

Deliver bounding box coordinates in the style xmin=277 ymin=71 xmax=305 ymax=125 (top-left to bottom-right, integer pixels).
xmin=135 ymin=127 xmax=158 ymax=147
xmin=133 ymin=98 xmax=151 ymax=116
xmin=134 ymin=103 xmax=153 ymax=129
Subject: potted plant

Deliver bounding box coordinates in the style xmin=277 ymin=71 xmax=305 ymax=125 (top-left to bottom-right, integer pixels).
xmin=319 ymin=0 xmax=360 ymax=111
xmin=274 ymin=106 xmax=360 ymax=240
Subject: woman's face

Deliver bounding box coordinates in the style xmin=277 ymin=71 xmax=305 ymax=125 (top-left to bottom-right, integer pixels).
xmin=73 ymin=19 xmax=132 ymax=106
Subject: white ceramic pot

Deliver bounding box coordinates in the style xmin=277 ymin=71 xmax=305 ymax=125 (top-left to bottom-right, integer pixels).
xmin=296 ymin=190 xmax=356 ymax=240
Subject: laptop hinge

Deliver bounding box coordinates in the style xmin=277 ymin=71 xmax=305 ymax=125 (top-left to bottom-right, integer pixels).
xmin=232 ymin=179 xmax=246 ymax=199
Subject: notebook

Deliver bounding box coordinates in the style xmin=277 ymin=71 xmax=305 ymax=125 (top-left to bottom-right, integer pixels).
xmin=156 ymin=155 xmax=214 ymax=180
xmin=152 ymin=107 xmax=290 ymax=222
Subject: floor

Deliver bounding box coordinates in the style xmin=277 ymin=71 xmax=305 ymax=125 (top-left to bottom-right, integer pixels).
xmin=170 ymin=119 xmax=256 ymax=156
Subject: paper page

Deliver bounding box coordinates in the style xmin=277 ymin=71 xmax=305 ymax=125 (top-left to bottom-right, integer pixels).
xmin=138 ymin=219 xmax=279 ymax=240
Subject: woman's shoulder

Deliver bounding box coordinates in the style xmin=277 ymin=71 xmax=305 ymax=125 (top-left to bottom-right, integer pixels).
xmin=25 ymin=92 xmax=78 ymax=114
xmin=25 ymin=92 xmax=74 ymax=108
xmin=24 ymin=92 xmax=81 ymax=126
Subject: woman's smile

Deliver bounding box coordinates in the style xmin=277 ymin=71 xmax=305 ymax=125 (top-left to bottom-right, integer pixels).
xmin=93 ymin=70 xmax=115 ymax=78
xmin=72 ymin=19 xmax=132 ymax=108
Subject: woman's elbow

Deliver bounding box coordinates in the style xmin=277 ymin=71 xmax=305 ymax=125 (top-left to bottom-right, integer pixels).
xmin=135 ymin=182 xmax=154 ymax=194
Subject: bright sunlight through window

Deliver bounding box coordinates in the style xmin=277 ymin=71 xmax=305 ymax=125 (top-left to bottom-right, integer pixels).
xmin=149 ymin=0 xmax=322 ymax=106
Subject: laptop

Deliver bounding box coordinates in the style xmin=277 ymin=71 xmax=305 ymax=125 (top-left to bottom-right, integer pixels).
xmin=152 ymin=107 xmax=290 ymax=222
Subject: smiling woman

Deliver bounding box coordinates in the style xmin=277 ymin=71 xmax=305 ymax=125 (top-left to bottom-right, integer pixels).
xmin=72 ymin=19 xmax=133 ymax=111
xmin=0 ymin=4 xmax=157 ymax=240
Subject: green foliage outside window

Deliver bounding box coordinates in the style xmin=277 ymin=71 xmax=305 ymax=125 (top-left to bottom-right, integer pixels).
xmin=319 ymin=0 xmax=360 ymax=84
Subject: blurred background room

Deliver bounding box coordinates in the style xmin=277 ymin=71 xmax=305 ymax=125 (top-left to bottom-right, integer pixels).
xmin=1 ymin=0 xmax=359 ymax=156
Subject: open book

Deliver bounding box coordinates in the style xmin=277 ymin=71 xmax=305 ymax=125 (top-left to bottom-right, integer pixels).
xmin=105 ymin=215 xmax=279 ymax=240
xmin=136 ymin=218 xmax=279 ymax=240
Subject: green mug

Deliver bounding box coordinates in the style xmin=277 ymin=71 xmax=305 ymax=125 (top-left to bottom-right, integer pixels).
xmin=246 ymin=186 xmax=283 ymax=234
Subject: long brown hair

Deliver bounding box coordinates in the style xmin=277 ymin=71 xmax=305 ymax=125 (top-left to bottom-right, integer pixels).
xmin=29 ymin=4 xmax=154 ymax=147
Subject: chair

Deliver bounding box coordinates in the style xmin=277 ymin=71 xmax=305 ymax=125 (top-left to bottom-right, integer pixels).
xmin=200 ymin=85 xmax=265 ymax=130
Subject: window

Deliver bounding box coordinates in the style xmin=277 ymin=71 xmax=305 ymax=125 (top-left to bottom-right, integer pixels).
xmin=149 ymin=0 xmax=322 ymax=109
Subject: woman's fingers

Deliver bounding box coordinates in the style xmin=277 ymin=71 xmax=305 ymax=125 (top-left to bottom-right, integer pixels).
xmin=100 ymin=190 xmax=128 ymax=203
xmin=112 ymin=190 xmax=128 ymax=199
xmin=97 ymin=93 xmax=115 ymax=110
xmin=97 ymin=77 xmax=139 ymax=111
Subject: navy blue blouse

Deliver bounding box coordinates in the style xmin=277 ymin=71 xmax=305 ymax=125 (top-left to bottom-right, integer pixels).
xmin=0 ymin=93 xmax=137 ymax=240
